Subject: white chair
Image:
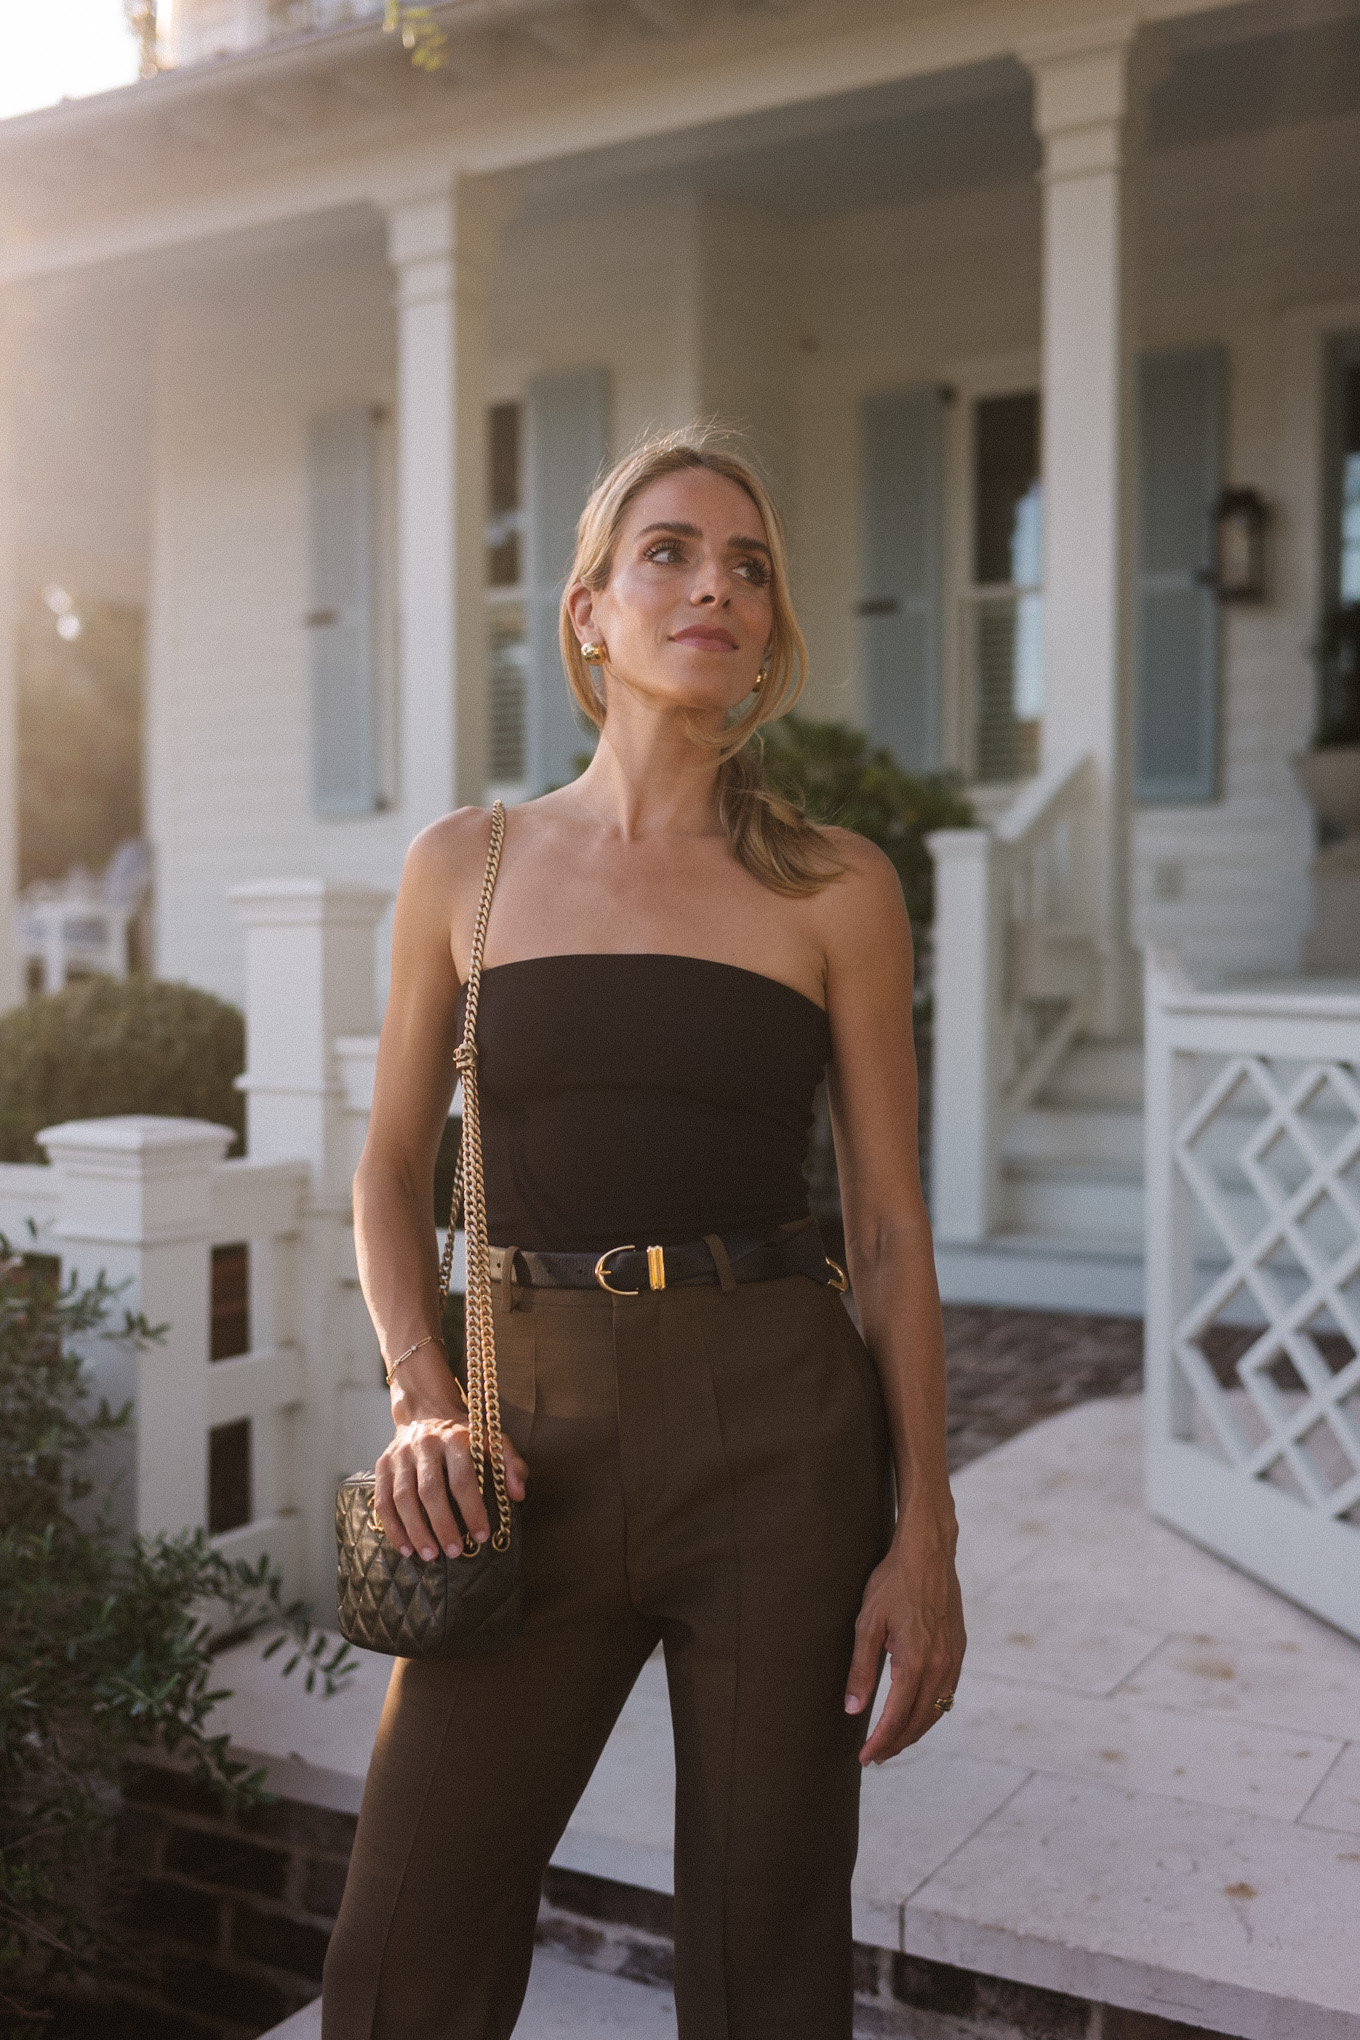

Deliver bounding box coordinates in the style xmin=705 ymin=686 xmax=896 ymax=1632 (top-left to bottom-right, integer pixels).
xmin=17 ymin=839 xmax=153 ymax=994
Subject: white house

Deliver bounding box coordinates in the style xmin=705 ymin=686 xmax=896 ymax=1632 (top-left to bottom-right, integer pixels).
xmin=1 ymin=27 xmax=1357 ymax=1942
xmin=2 ymin=0 xmax=1359 ymax=1312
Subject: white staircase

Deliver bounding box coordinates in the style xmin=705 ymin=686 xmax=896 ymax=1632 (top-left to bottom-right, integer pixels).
xmin=934 ymin=1035 xmax=1147 ymax=1316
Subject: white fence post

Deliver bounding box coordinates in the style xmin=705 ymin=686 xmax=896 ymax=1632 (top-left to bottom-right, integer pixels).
xmin=927 ymin=827 xmax=1002 ymax=1242
xmin=38 ymin=1116 xmax=232 ymax=1539
xmin=230 ymin=880 xmax=390 ymax=1610
xmin=1142 ymin=945 xmax=1360 ymax=1641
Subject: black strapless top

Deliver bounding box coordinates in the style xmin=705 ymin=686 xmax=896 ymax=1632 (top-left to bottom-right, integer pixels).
xmin=453 ymin=954 xmax=832 ymax=1253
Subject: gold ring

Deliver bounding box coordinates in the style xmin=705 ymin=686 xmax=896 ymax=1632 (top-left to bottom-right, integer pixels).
xmin=825 ymin=1258 xmax=849 ymax=1293
xmin=932 ymin=1693 xmax=955 ymax=1713
xmin=594 ymin=1244 xmax=639 ymax=1296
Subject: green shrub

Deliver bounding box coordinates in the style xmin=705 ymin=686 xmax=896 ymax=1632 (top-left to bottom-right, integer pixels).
xmin=0 ymin=1247 xmax=352 ymax=2030
xmin=0 ymin=978 xmax=245 ymax=1164
xmin=758 ymin=715 xmax=975 ymax=930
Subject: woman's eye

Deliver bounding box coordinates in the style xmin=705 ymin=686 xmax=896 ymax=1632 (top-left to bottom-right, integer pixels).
xmin=644 ymin=540 xmax=685 ymax=565
xmin=735 ymin=556 xmax=771 ymax=587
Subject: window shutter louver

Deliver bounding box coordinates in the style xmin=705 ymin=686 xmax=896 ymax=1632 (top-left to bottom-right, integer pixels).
xmin=307 ymin=406 xmax=378 ymax=816
xmin=1134 ymin=347 xmax=1225 ymax=804
xmin=858 ymin=387 xmax=945 ymax=771
xmin=525 ymin=368 xmax=610 ymax=791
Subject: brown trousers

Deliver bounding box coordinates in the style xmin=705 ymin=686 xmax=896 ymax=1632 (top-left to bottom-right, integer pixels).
xmin=321 ymin=1272 xmax=893 ymax=2040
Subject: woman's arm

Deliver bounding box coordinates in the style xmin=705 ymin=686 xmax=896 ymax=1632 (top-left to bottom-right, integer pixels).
xmin=354 ymin=811 xmax=528 ymax=1563
xmin=817 ymin=836 xmax=965 ymax=1764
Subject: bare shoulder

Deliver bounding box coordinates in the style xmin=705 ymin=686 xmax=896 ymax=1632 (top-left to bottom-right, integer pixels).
xmin=401 ymin=806 xmax=498 ymax=897
xmin=813 ymin=827 xmax=911 ymax=943
xmin=805 ymin=829 xmax=914 ymax=1026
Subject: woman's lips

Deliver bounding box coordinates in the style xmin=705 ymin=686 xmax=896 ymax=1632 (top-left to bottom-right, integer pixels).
xmin=671 ymin=627 xmax=738 ymax=649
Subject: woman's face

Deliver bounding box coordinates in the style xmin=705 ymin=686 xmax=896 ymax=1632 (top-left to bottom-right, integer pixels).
xmin=574 ymin=468 xmax=774 ymax=717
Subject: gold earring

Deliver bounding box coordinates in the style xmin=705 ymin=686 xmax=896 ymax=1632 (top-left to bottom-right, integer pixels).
xmin=581 ymin=642 xmax=606 ymax=665
xmin=754 ymin=657 xmax=770 ymax=689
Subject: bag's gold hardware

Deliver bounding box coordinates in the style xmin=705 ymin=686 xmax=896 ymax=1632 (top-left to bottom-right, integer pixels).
xmin=647 ymin=1245 xmax=666 ymax=1291
xmin=594 ymin=1245 xmax=639 ymax=1295
xmin=825 ymin=1257 xmax=849 ymax=1293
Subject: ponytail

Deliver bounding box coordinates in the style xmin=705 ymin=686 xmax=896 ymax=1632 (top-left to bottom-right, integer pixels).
xmin=716 ymin=741 xmax=846 ymax=898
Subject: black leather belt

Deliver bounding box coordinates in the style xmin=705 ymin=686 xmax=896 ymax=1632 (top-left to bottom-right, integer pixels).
xmin=488 ymin=1219 xmax=847 ymax=1297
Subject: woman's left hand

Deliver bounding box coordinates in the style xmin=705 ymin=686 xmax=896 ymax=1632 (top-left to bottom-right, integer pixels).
xmin=844 ymin=1509 xmax=966 ymax=1765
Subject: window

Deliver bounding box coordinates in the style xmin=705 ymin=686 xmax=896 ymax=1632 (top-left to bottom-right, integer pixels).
xmin=486 ymin=401 xmax=527 ymax=790
xmin=966 ymin=392 xmax=1043 ymax=783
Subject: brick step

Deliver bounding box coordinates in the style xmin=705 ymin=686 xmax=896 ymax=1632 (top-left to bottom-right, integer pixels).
xmin=255 ymin=1864 xmax=1231 ymax=2040
xmin=89 ymin=1761 xmax=1228 ymax=2040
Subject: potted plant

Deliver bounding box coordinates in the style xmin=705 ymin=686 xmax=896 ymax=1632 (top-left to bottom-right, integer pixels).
xmin=1294 ymin=602 xmax=1360 ymax=968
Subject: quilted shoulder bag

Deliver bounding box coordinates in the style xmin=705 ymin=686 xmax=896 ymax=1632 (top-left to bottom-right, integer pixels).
xmin=335 ymin=801 xmax=522 ymax=1659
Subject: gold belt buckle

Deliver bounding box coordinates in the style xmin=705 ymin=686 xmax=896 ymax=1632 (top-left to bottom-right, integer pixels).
xmin=594 ymin=1244 xmax=639 ymax=1296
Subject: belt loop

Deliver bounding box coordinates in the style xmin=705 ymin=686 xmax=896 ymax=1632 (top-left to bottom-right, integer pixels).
xmin=703 ymin=1233 xmax=737 ymax=1294
xmin=501 ymin=1244 xmax=520 ymax=1314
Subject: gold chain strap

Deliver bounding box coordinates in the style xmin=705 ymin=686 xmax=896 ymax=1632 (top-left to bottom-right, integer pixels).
xmin=437 ymin=802 xmax=511 ymax=1554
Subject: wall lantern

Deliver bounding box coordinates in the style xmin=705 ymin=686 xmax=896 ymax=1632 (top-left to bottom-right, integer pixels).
xmin=1204 ymin=487 xmax=1270 ymax=603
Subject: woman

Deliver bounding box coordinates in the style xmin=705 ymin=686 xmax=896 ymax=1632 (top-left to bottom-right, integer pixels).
xmin=322 ymin=431 xmax=965 ymax=2040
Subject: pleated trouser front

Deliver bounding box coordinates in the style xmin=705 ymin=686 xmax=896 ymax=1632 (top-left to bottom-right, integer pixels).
xmin=321 ymin=1271 xmax=894 ymax=2040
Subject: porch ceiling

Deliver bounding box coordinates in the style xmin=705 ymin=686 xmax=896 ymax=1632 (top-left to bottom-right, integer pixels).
xmin=506 ymin=58 xmax=1041 ymax=222
xmin=0 ymin=0 xmax=1309 ymax=288
xmin=1147 ymin=0 xmax=1360 ymax=151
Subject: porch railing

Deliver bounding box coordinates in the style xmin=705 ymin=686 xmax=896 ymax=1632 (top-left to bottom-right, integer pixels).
xmin=0 ymin=1125 xmax=310 ymax=1575
xmin=0 ymin=879 xmax=476 ymax=1615
xmin=1143 ymin=947 xmax=1360 ymax=1641
xmin=927 ymin=753 xmax=1099 ymax=1242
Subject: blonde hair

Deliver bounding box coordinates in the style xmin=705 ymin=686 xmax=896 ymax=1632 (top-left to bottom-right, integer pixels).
xmin=558 ymin=428 xmax=845 ymax=899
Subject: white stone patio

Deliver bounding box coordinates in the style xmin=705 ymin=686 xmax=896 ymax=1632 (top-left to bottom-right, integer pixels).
xmin=218 ymin=1398 xmax=1360 ymax=2040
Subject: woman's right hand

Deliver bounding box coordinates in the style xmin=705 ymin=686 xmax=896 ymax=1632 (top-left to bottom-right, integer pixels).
xmin=374 ymin=1407 xmax=529 ymax=1562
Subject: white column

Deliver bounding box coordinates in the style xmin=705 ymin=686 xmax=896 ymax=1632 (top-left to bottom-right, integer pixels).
xmin=231 ymin=878 xmax=390 ymax=1606
xmin=230 ymin=878 xmax=389 ymax=1188
xmin=0 ymin=295 xmax=24 ymax=1010
xmin=384 ymin=177 xmax=499 ymax=823
xmin=1022 ymin=19 xmax=1138 ymax=1036
xmin=40 ymin=1116 xmax=233 ymax=1538
xmin=927 ymin=828 xmax=1004 ymax=1241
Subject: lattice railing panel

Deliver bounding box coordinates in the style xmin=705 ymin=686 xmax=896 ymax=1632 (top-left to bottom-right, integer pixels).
xmin=1170 ymin=1053 xmax=1360 ymax=1525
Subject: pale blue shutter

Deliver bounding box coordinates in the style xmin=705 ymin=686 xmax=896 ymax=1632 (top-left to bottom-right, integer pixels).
xmin=525 ymin=369 xmax=610 ymax=790
xmin=858 ymin=387 xmax=944 ymax=772
xmin=307 ymin=406 xmax=378 ymax=816
xmin=1134 ymin=347 xmax=1225 ymax=803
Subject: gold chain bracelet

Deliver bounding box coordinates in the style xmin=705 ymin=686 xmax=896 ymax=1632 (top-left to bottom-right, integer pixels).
xmin=383 ymin=1331 xmax=446 ymax=1388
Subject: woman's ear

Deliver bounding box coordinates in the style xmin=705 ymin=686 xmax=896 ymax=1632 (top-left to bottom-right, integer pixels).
xmin=565 ymin=582 xmax=597 ymax=644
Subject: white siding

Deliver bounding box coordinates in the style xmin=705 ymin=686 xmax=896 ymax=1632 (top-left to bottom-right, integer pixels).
xmin=144 ymin=241 xmax=404 ymax=1007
